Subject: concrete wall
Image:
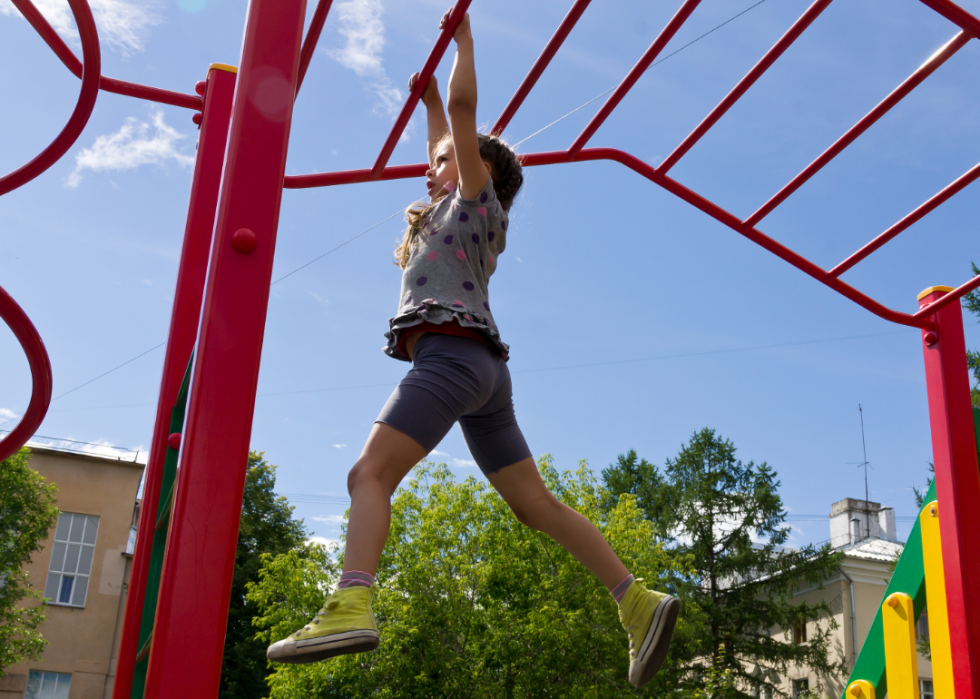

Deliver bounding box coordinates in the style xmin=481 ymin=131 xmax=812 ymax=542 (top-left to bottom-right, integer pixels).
xmin=1 ymin=448 xmax=142 ymax=699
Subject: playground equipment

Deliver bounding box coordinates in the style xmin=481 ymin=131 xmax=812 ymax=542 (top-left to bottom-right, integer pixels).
xmin=1 ymin=0 xmax=979 ymax=697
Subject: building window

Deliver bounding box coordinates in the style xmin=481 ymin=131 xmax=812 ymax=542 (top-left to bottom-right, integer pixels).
xmin=758 ymin=685 xmax=775 ymax=699
xmin=792 ymin=678 xmax=810 ymax=699
xmin=917 ymin=607 xmax=930 ymax=642
xmin=792 ymin=618 xmax=808 ymax=645
xmin=920 ymin=679 xmax=934 ymax=699
xmin=26 ymin=671 xmax=71 ymax=699
xmin=43 ymin=513 xmax=99 ymax=608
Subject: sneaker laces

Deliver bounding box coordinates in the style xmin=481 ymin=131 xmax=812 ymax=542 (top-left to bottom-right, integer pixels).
xmin=297 ymin=591 xmax=344 ymax=635
xmin=621 ymin=578 xmax=645 ymax=658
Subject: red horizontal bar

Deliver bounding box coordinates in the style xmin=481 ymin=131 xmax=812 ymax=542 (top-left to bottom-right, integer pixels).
xmin=659 ymin=0 xmax=833 ymax=174
xmin=917 ymin=0 xmax=980 ymax=37
xmin=567 ymin=0 xmax=703 ymax=158
xmin=370 ymin=0 xmax=474 ymax=178
xmin=746 ymin=30 xmax=969 ymax=228
xmin=296 ymin=0 xmax=334 ymax=98
xmin=13 ymin=0 xmax=201 ymax=110
xmin=829 ymin=159 xmax=980 ymax=278
xmin=491 ymin=0 xmax=593 ymax=137
xmin=913 ymin=273 xmax=980 ymax=321
xmin=285 ymin=162 xmax=427 ymax=188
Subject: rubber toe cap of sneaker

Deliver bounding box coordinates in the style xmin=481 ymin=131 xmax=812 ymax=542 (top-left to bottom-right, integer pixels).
xmin=267 ymin=639 xmax=294 ymax=661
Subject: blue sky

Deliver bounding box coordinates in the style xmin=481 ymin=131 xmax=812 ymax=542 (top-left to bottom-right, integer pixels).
xmin=1 ymin=0 xmax=978 ymax=550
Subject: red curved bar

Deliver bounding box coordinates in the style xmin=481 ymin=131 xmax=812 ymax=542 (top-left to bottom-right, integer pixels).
xmin=10 ymin=0 xmax=200 ymax=111
xmin=491 ymin=0 xmax=593 ymax=137
xmin=0 ymin=0 xmax=100 ymax=196
xmin=0 ymin=284 xmax=53 ymax=463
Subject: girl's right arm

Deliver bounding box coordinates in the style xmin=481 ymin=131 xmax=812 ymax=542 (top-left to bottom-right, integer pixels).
xmin=409 ymin=72 xmax=448 ymax=166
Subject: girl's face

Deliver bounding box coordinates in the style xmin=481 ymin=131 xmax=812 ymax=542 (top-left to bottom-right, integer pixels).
xmin=426 ymin=142 xmax=459 ymax=202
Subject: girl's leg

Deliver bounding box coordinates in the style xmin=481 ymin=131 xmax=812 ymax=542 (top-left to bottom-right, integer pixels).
xmin=343 ymin=422 xmax=428 ymax=576
xmin=486 ymin=457 xmax=629 ymax=590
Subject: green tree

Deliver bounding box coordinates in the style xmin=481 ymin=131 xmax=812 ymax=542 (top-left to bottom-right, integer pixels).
xmin=219 ymin=451 xmax=308 ymax=699
xmin=965 ymin=261 xmax=980 ymax=408
xmin=601 ymin=450 xmax=670 ymax=540
xmin=603 ymin=430 xmax=846 ymax=698
xmin=0 ymin=448 xmax=59 ymax=677
xmin=249 ymin=457 xmax=698 ymax=698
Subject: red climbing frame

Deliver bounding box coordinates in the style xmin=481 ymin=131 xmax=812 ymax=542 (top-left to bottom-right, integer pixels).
xmin=1 ymin=0 xmax=979 ymax=697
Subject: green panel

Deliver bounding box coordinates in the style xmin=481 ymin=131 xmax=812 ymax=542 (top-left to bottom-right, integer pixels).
xmin=131 ymin=356 xmax=193 ymax=699
xmin=841 ymin=408 xmax=980 ymax=698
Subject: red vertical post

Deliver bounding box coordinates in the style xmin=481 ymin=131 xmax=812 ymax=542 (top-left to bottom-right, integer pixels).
xmin=918 ymin=286 xmax=980 ymax=699
xmin=142 ymin=1 xmax=306 ymax=697
xmin=112 ymin=64 xmax=236 ymax=699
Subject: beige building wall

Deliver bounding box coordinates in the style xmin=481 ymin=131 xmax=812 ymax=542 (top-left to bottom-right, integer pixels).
xmin=0 ymin=447 xmax=143 ymax=699
xmin=768 ymin=548 xmax=933 ymax=698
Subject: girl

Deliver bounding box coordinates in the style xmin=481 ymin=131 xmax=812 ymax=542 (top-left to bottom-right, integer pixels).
xmin=267 ymin=9 xmax=678 ymax=689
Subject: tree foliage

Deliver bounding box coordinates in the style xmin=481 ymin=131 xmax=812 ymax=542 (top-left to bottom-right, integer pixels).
xmin=602 ymin=430 xmax=846 ymax=698
xmin=220 ymin=452 xmax=308 ymax=699
xmin=0 ymin=448 xmax=59 ymax=677
xmin=248 ymin=457 xmax=698 ymax=697
xmin=965 ymin=261 xmax=980 ymax=408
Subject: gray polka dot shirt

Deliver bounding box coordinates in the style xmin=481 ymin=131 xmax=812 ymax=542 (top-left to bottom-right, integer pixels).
xmin=385 ymin=178 xmax=509 ymax=361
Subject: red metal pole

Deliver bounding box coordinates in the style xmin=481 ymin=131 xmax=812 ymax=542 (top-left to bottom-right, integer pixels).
xmin=111 ymin=64 xmax=236 ymax=699
xmin=918 ymin=286 xmax=980 ymax=699
xmin=491 ymin=0 xmax=593 ymax=137
xmin=296 ymin=0 xmax=334 ymax=97
xmin=143 ymin=0 xmax=306 ymax=695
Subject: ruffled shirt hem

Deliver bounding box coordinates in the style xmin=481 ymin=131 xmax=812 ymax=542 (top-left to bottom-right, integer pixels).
xmin=384 ymin=300 xmax=510 ymax=362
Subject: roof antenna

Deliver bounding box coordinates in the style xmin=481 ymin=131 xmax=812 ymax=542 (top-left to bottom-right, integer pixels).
xmin=858 ymin=404 xmax=871 ymax=540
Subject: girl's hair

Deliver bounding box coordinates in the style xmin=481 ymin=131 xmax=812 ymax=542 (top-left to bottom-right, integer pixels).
xmin=395 ymin=133 xmax=524 ymax=269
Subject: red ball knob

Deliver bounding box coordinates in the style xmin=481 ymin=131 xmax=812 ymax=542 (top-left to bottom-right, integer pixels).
xmin=231 ymin=228 xmax=257 ymax=254
xmin=167 ymin=432 xmax=181 ymax=451
xmin=192 ymin=112 xmax=203 ymax=126
xmin=195 ymin=80 xmax=206 ymax=96
xmin=924 ymin=331 xmax=938 ymax=346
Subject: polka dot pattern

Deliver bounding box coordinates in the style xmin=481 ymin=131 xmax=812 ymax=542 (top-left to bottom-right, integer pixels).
xmin=459 ymin=212 xmax=469 ymax=223
xmin=452 ymin=300 xmax=465 ymax=308
xmin=483 ymin=302 xmax=491 ymax=311
xmin=462 ymin=281 xmax=475 ymax=291
xmin=488 ymin=231 xmax=495 ymax=242
xmin=472 ymin=233 xmax=480 ymax=244
xmin=416 ymin=277 xmax=427 ymax=286
xmin=426 ymin=251 xmax=439 ymax=261
xmin=456 ymin=249 xmax=467 ymax=261
xmin=477 ymin=206 xmax=487 ymax=217
xmin=480 ymin=192 xmax=488 ymax=203
xmin=444 ymin=235 xmax=453 ymax=244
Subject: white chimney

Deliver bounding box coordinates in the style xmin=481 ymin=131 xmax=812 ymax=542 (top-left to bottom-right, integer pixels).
xmin=830 ymin=498 xmax=883 ymax=547
xmin=878 ymin=507 xmax=896 ymax=540
xmin=850 ymin=517 xmax=862 ymax=544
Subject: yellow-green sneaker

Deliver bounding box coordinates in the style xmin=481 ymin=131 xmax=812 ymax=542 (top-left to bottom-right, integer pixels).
xmin=618 ymin=580 xmax=679 ymax=688
xmin=266 ymin=586 xmax=379 ymax=664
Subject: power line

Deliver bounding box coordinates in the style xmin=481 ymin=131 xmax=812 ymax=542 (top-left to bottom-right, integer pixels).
xmin=52 ymin=342 xmax=166 ymax=401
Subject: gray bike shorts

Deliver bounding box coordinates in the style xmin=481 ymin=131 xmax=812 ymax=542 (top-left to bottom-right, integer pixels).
xmin=376 ymin=332 xmax=532 ymax=476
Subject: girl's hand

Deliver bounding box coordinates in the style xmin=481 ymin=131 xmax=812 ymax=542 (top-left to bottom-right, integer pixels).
xmin=409 ymin=72 xmax=440 ymax=106
xmin=439 ymin=7 xmax=471 ymax=42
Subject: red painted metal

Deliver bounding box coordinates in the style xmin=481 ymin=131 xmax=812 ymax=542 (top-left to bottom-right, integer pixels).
xmin=296 ymin=0 xmax=334 ymax=97
xmin=142 ymin=0 xmax=306 ymax=695
xmin=0 ymin=285 xmax=52 ymax=463
xmin=918 ymin=288 xmax=980 ymax=699
xmin=746 ymin=31 xmax=970 ymax=229
xmin=660 ymin=0 xmax=833 ymax=175
xmin=567 ymin=0 xmax=703 ymax=158
xmin=491 ymin=0 xmax=593 ymax=137
xmin=370 ymin=0 xmax=474 ymax=178
xmin=918 ymin=0 xmax=980 ymax=36
xmin=109 ymin=65 xmax=236 ymax=699
xmin=913 ymin=273 xmax=980 ymax=322
xmin=10 ymin=0 xmax=200 ymax=110
xmin=0 ymin=0 xmax=100 ymax=196
xmin=829 ymin=158 xmax=980 ymax=279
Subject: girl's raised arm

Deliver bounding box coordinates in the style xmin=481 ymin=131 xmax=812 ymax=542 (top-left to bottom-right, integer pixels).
xmin=444 ymin=11 xmax=490 ymax=200
xmin=409 ymin=72 xmax=448 ymax=167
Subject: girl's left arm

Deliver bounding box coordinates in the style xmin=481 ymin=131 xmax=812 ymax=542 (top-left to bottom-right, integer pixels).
xmin=445 ymin=11 xmax=490 ymax=200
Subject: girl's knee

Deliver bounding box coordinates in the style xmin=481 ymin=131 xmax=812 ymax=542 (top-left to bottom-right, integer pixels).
xmin=348 ymin=459 xmax=391 ymax=497
xmin=511 ymin=492 xmax=562 ymax=531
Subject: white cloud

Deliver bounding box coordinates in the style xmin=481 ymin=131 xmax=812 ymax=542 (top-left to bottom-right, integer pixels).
xmin=0 ymin=0 xmax=160 ymax=54
xmin=332 ymin=443 xmax=347 ymax=449
xmin=452 ymin=457 xmax=477 ymax=468
xmin=430 ymin=450 xmax=449 ymax=457
xmin=426 ymin=450 xmax=477 ymax=469
xmin=312 ymin=514 xmax=346 ymax=525
xmin=324 ymin=0 xmax=403 ymax=115
xmin=306 ymin=536 xmax=339 ymax=549
xmin=66 ymin=111 xmax=194 ymax=188
xmin=0 ymin=408 xmax=18 ymax=420
xmin=306 ymin=290 xmax=330 ymax=306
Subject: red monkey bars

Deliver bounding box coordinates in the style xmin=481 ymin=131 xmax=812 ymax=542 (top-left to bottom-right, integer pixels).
xmin=1 ymin=1 xmax=979 ymax=698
